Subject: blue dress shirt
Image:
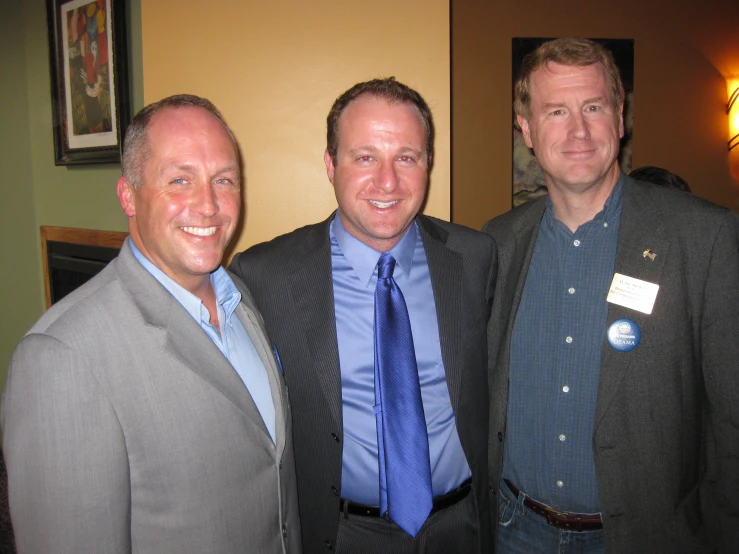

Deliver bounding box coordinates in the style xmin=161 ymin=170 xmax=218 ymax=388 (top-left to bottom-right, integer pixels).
xmin=330 ymin=213 xmax=471 ymax=505
xmin=503 ymin=177 xmax=624 ymax=513
xmin=129 ymin=240 xmax=276 ymax=442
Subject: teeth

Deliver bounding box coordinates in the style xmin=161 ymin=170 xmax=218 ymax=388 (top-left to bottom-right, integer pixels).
xmin=181 ymin=226 xmax=217 ymax=237
xmin=369 ymin=200 xmax=398 ymax=208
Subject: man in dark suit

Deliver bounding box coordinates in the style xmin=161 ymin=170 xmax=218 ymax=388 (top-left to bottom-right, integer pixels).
xmin=484 ymin=37 xmax=739 ymax=553
xmin=230 ymin=78 xmax=495 ymax=553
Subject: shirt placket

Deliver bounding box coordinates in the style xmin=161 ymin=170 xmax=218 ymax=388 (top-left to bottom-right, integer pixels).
xmin=551 ymin=226 xmax=586 ymax=505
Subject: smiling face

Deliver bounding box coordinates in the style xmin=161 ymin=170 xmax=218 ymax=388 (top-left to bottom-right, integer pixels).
xmin=325 ymin=94 xmax=429 ymax=252
xmin=117 ymin=106 xmax=241 ymax=294
xmin=518 ymin=61 xmax=624 ymax=198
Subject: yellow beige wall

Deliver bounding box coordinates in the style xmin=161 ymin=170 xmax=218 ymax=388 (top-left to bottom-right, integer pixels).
xmin=452 ymin=0 xmax=739 ymax=230
xmin=141 ymin=0 xmax=450 ymax=255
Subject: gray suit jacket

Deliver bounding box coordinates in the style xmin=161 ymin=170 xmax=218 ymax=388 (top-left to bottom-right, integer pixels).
xmin=1 ymin=240 xmax=301 ymax=554
xmin=230 ymin=214 xmax=496 ymax=553
xmin=484 ymin=176 xmax=739 ymax=553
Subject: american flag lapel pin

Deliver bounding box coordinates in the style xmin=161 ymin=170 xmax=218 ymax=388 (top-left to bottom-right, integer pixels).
xmin=642 ymin=248 xmax=656 ymax=261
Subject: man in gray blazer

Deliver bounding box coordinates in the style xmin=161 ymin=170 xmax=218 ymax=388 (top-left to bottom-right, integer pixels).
xmin=230 ymin=78 xmax=495 ymax=553
xmin=1 ymin=95 xmax=301 ymax=553
xmin=485 ymin=37 xmax=739 ymax=552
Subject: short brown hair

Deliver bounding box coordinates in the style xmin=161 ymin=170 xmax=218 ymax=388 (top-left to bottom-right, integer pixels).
xmin=121 ymin=94 xmax=238 ymax=189
xmin=514 ymin=37 xmax=625 ymax=120
xmin=326 ymin=77 xmax=434 ymax=169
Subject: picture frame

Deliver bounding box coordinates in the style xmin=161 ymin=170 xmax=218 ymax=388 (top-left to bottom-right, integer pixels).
xmin=46 ymin=0 xmax=130 ymax=165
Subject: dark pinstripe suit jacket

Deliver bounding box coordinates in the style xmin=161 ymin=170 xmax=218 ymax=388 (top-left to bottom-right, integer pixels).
xmin=484 ymin=176 xmax=739 ymax=553
xmin=230 ymin=213 xmax=496 ymax=553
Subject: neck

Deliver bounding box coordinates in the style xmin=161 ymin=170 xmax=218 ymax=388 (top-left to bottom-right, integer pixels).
xmin=547 ymin=168 xmax=620 ymax=232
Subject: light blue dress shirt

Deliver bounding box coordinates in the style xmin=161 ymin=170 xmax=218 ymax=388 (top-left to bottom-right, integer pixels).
xmin=129 ymin=240 xmax=276 ymax=442
xmin=330 ymin=214 xmax=471 ymax=505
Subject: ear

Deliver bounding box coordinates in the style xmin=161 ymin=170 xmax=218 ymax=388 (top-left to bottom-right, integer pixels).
xmin=517 ymin=115 xmax=533 ymax=148
xmin=117 ymin=176 xmax=136 ymax=217
xmin=618 ymin=103 xmax=625 ymax=139
xmin=324 ymin=149 xmax=336 ymax=185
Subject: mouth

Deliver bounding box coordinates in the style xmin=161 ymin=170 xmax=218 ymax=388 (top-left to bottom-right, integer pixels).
xmin=180 ymin=226 xmax=217 ymax=237
xmin=368 ymin=200 xmax=399 ymax=209
xmin=562 ymin=149 xmax=596 ymax=158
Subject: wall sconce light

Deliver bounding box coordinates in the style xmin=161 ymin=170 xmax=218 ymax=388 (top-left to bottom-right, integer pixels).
xmin=729 ymin=79 xmax=739 ymax=151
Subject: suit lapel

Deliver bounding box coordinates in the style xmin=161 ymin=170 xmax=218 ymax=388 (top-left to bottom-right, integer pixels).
xmin=232 ymin=290 xmax=287 ymax=455
xmin=116 ymin=241 xmax=277 ymax=453
xmin=595 ymin=179 xmax=670 ymax=427
xmin=501 ymin=202 xmax=546 ymax=358
xmin=288 ymin=220 xmax=344 ymax=433
xmin=418 ymin=217 xmax=465 ymax=411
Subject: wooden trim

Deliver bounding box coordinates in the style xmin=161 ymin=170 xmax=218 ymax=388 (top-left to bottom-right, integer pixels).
xmin=40 ymin=226 xmax=128 ymax=309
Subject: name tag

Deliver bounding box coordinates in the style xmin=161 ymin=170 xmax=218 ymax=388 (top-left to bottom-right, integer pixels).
xmin=606 ymin=273 xmax=659 ymax=315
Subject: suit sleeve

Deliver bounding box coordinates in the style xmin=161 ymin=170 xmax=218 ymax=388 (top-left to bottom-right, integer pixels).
xmin=1 ymin=334 xmax=131 ymax=553
xmin=701 ymin=210 xmax=739 ymax=552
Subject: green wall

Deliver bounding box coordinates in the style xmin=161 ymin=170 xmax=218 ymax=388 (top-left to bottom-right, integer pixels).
xmin=0 ymin=0 xmax=40 ymax=390
xmin=0 ymin=0 xmax=143 ymax=389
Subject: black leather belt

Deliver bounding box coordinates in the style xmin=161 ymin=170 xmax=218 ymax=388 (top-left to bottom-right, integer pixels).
xmin=341 ymin=478 xmax=472 ymax=518
xmin=504 ymin=479 xmax=602 ymax=532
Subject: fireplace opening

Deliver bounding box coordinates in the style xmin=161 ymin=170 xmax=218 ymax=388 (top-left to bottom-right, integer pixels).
xmin=41 ymin=227 xmax=128 ymax=308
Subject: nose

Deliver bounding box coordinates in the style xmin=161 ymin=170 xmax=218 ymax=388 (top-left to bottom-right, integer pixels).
xmin=193 ymin=182 xmax=218 ymax=217
xmin=568 ymin=112 xmax=591 ymax=140
xmin=375 ymin=161 xmax=399 ymax=193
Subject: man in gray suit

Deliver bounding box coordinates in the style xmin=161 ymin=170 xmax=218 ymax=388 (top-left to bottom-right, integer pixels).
xmin=485 ymin=37 xmax=739 ymax=552
xmin=2 ymin=95 xmax=301 ymax=553
xmin=230 ymin=78 xmax=495 ymax=553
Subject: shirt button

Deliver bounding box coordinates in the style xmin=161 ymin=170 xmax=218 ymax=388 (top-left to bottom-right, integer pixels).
xmin=568 ymin=287 xmax=575 ymax=294
xmin=331 ymin=432 xmax=340 ymax=443
xmin=565 ymin=336 xmax=573 ymax=344
xmin=559 ymin=434 xmax=566 ymax=442
xmin=331 ymin=485 xmax=339 ymax=496
xmin=603 ymin=222 xmax=609 ymax=228
xmin=573 ymin=239 xmax=581 ymax=247
xmin=282 ymin=524 xmax=287 ymax=539
xmin=562 ymin=385 xmax=570 ymax=393
xmin=557 ymin=480 xmax=564 ymax=488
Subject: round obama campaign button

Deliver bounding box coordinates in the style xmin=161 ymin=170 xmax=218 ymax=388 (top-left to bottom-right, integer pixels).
xmin=607 ymin=318 xmax=641 ymax=352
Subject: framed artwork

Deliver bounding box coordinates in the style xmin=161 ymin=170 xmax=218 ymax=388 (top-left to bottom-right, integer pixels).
xmin=46 ymin=0 xmax=130 ymax=165
xmin=511 ymin=38 xmax=634 ymax=207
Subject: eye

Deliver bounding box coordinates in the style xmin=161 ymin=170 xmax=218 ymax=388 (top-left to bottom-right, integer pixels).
xmin=357 ymin=155 xmax=373 ymax=162
xmin=170 ymin=178 xmax=188 ymax=185
xmin=398 ymin=155 xmax=415 ymax=163
xmin=585 ymin=105 xmax=600 ymax=112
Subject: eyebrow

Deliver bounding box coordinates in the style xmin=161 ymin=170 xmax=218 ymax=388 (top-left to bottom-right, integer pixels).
xmin=159 ymin=163 xmax=240 ymax=177
xmin=542 ymin=97 xmax=606 ymax=110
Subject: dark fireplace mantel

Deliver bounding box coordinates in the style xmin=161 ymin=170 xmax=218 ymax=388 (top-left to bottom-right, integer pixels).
xmin=41 ymin=226 xmax=128 ymax=308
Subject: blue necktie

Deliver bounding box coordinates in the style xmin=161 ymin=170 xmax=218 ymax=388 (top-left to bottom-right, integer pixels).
xmin=373 ymin=253 xmax=433 ymax=537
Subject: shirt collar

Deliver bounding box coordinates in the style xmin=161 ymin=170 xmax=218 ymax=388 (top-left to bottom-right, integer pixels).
xmin=330 ymin=211 xmax=418 ymax=287
xmin=128 ymin=240 xmax=241 ymax=323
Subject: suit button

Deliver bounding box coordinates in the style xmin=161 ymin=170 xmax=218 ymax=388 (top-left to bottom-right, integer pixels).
xmin=490 ymin=486 xmax=496 ymax=495
xmin=325 ymin=540 xmax=334 ymax=550
xmin=282 ymin=524 xmax=287 ymax=539
xmin=331 ymin=485 xmax=339 ymax=496
xmin=498 ymin=432 xmax=503 ymax=442
xmin=331 ymin=432 xmax=340 ymax=443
